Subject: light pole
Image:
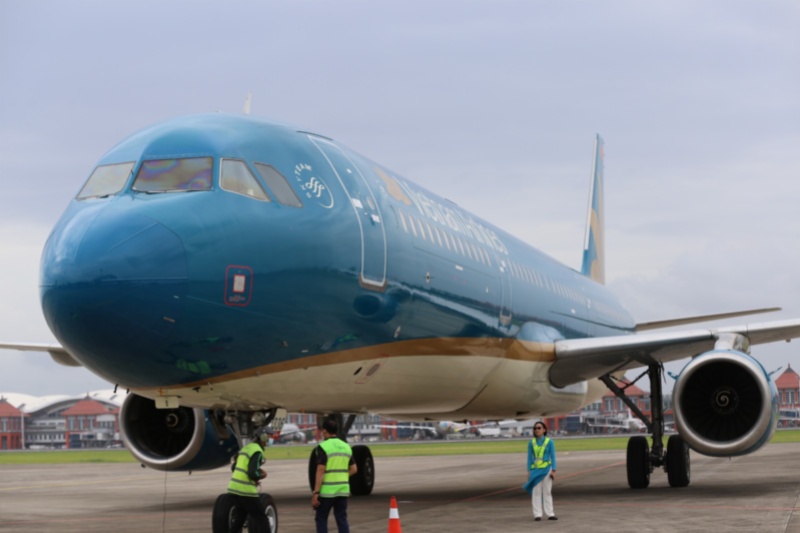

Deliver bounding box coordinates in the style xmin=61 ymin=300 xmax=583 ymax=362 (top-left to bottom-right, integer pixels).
xmin=18 ymin=403 xmax=25 ymax=450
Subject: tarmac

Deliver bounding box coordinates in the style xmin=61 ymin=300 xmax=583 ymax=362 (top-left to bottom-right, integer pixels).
xmin=1 ymin=441 xmax=799 ymax=532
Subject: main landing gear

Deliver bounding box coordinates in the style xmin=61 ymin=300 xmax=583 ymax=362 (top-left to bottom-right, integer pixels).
xmin=308 ymin=414 xmax=376 ymax=496
xmin=602 ymin=363 xmax=690 ymax=489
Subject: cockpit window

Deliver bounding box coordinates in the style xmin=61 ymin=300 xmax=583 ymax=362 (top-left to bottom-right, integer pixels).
xmin=220 ymin=159 xmax=271 ymax=202
xmin=76 ymin=162 xmax=135 ymax=199
xmin=132 ymin=157 xmax=213 ymax=193
xmin=254 ymin=163 xmax=303 ymax=207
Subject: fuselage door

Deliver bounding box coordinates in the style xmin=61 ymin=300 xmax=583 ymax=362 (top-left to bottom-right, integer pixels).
xmin=496 ymin=256 xmax=513 ymax=327
xmin=310 ymin=137 xmax=387 ymax=291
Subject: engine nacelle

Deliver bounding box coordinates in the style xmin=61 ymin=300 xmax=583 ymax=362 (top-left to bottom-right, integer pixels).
xmin=120 ymin=393 xmax=238 ymax=471
xmin=673 ymin=349 xmax=778 ymax=457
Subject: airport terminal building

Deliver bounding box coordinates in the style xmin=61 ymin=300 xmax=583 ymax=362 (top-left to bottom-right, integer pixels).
xmin=0 ymin=391 xmax=123 ymax=450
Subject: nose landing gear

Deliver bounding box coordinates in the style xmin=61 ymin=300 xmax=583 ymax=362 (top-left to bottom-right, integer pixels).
xmin=212 ymin=493 xmax=278 ymax=533
xmin=212 ymin=408 xmax=286 ymax=532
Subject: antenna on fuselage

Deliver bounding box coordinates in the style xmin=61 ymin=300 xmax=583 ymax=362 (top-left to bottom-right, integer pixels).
xmin=243 ymin=92 xmax=252 ymax=115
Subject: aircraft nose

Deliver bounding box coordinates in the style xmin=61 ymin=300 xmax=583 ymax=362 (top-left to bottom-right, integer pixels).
xmin=41 ymin=206 xmax=188 ymax=385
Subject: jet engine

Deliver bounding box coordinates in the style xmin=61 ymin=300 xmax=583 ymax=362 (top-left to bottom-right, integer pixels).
xmin=120 ymin=393 xmax=238 ymax=471
xmin=672 ymin=350 xmax=778 ymax=457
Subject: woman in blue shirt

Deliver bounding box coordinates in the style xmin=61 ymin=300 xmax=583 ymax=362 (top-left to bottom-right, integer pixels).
xmin=523 ymin=421 xmax=558 ymax=521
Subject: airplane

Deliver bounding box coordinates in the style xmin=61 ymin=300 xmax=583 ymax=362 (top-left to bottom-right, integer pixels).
xmin=374 ymin=421 xmax=447 ymax=440
xmin=2 ymin=113 xmax=800 ymax=496
xmin=580 ymin=410 xmax=647 ymax=434
xmin=272 ymin=422 xmax=310 ymax=444
xmin=436 ymin=419 xmax=539 ymax=438
xmin=377 ymin=419 xmax=508 ymax=439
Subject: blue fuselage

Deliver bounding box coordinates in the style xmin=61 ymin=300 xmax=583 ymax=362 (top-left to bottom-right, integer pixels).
xmin=40 ymin=114 xmax=634 ymax=398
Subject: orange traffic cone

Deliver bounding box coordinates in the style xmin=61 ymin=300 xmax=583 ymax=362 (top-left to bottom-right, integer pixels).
xmin=388 ymin=496 xmax=402 ymax=533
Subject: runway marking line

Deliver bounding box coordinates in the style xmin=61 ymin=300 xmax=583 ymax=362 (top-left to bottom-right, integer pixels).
xmin=2 ymin=512 xmax=208 ymax=526
xmin=557 ymin=500 xmax=800 ymax=512
xmin=0 ymin=475 xmax=152 ymax=492
xmin=0 ymin=470 xmax=219 ymax=492
xmin=461 ymin=460 xmax=625 ymax=502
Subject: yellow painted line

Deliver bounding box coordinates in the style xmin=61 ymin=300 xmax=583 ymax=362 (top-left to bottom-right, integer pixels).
xmin=0 ymin=470 xmax=220 ymax=492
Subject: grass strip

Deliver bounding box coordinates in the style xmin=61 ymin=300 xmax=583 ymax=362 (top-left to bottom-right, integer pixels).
xmin=2 ymin=430 xmax=799 ymax=464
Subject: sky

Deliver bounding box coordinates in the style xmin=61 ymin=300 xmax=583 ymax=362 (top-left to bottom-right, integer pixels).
xmin=1 ymin=1 xmax=798 ymax=397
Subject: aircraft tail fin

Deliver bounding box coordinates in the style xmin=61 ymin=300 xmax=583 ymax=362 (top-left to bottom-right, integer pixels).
xmin=581 ymin=134 xmax=605 ymax=284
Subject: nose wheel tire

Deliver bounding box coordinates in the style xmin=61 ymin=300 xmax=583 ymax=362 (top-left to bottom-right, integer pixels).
xmin=212 ymin=493 xmax=279 ymax=533
xmin=259 ymin=493 xmax=279 ymax=533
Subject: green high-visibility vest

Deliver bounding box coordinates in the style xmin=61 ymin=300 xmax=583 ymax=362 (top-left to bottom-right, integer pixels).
xmin=227 ymin=442 xmax=262 ymax=497
xmin=530 ymin=437 xmax=551 ymax=470
xmin=319 ymin=438 xmax=353 ymax=497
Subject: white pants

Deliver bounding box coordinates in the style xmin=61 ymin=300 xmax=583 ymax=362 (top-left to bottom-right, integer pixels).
xmin=532 ymin=473 xmax=554 ymax=518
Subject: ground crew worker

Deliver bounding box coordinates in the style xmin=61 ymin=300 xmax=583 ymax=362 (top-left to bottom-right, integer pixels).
xmin=523 ymin=421 xmax=558 ymax=521
xmin=227 ymin=426 xmax=274 ymax=533
xmin=311 ymin=418 xmax=358 ymax=533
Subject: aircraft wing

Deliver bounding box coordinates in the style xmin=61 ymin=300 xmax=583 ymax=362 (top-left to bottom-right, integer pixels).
xmin=0 ymin=342 xmax=82 ymax=367
xmin=550 ymin=319 xmax=800 ymax=388
xmin=634 ymin=306 xmax=781 ymax=331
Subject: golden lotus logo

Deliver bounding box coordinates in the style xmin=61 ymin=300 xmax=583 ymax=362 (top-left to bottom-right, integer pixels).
xmin=374 ymin=167 xmax=411 ymax=206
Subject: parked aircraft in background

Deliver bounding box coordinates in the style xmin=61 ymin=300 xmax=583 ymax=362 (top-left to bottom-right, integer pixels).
xmin=273 ymin=423 xmax=310 ymax=444
xmin=581 ymin=411 xmax=647 ymax=434
xmin=380 ymin=418 xmax=537 ymax=439
xmin=2 ymin=113 xmax=799 ymax=494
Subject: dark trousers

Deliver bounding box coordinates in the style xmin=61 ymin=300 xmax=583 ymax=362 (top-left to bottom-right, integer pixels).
xmin=230 ymin=494 xmax=269 ymax=533
xmin=315 ymin=496 xmax=349 ymax=533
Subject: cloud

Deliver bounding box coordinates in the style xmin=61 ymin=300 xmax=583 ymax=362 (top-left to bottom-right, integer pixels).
xmin=0 ymin=1 xmax=797 ymax=396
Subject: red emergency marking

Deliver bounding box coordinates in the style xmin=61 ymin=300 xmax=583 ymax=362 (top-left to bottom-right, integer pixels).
xmin=224 ymin=265 xmax=253 ymax=307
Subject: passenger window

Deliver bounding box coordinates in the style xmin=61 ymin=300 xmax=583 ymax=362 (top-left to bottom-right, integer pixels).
xmin=220 ymin=159 xmax=270 ymax=201
xmin=254 ymin=163 xmax=303 ymax=207
xmin=133 ymin=157 xmax=213 ymax=192
xmin=398 ymin=210 xmax=409 ymax=233
xmin=77 ymin=162 xmax=135 ymax=199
